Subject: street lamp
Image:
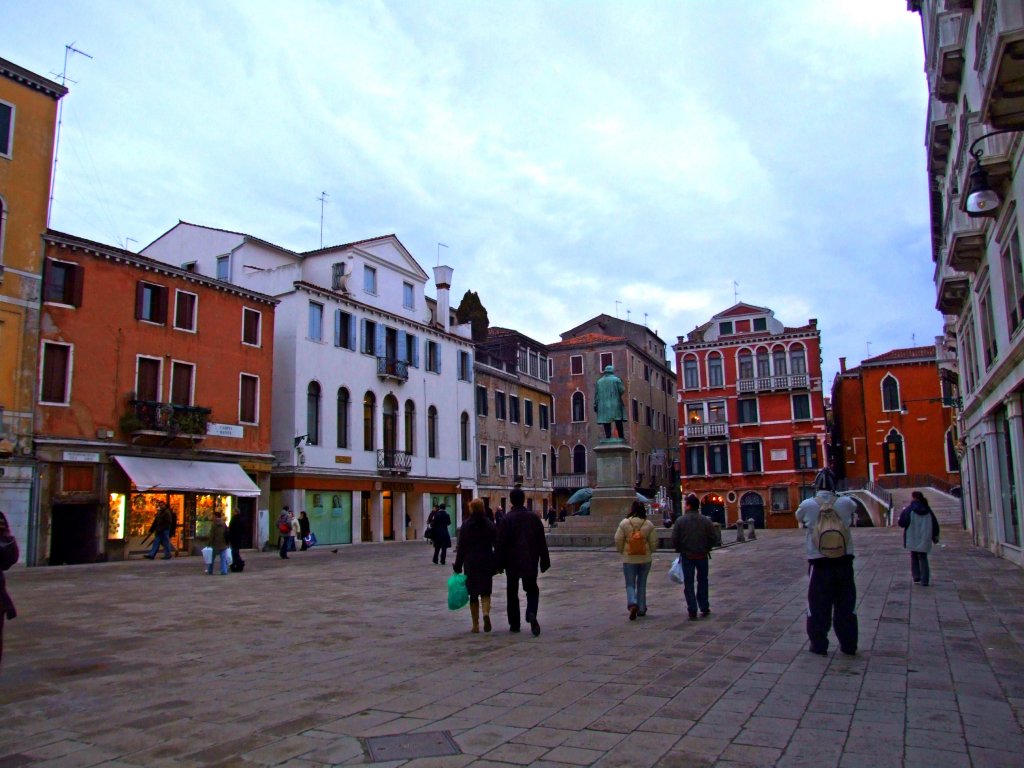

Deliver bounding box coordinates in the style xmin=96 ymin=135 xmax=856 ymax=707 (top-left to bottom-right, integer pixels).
xmin=965 ymin=129 xmax=1019 ymax=217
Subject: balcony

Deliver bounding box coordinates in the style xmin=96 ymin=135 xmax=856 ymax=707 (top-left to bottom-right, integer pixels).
xmin=926 ymin=97 xmax=953 ymax=176
xmin=736 ymin=374 xmax=808 ymax=394
xmin=977 ymin=0 xmax=1024 ymax=129
xmin=122 ymin=400 xmax=211 ymax=444
xmin=376 ymin=356 xmax=408 ymax=382
xmin=377 ymin=449 xmax=411 ymax=475
xmin=552 ymin=473 xmax=588 ymax=490
xmin=945 ymin=205 xmax=987 ymax=272
xmin=934 ymin=260 xmax=971 ymax=315
xmin=684 ymin=422 xmax=729 ymax=440
xmin=932 ymin=11 xmax=968 ymax=103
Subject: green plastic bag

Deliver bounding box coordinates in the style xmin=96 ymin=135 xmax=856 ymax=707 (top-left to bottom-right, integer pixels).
xmin=447 ymin=573 xmax=469 ymax=610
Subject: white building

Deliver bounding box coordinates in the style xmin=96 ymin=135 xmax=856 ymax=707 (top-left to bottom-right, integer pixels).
xmin=143 ymin=222 xmax=476 ymax=546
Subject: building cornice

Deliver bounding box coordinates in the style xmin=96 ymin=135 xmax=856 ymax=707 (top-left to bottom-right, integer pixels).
xmin=0 ymin=57 xmax=68 ymax=100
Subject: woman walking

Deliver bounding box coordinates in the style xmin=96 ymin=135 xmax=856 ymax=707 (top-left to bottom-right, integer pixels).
xmin=453 ymin=498 xmax=497 ymax=633
xmin=207 ymin=511 xmax=230 ymax=575
xmin=614 ymin=500 xmax=658 ymax=620
xmin=0 ymin=511 xmax=18 ymax=666
xmin=298 ymin=510 xmax=311 ymax=551
xmin=429 ymin=503 xmax=452 ymax=565
xmin=898 ymin=491 xmax=940 ymax=586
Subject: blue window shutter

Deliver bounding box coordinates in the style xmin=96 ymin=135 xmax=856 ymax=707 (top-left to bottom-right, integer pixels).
xmin=411 ymin=335 xmax=419 ymax=368
xmin=334 ymin=310 xmax=342 ymax=347
xmin=375 ymin=326 xmax=385 ymax=357
xmin=397 ymin=330 xmax=407 ymax=362
xmin=360 ymin=318 xmax=368 ymax=353
xmin=436 ymin=343 xmax=442 ymax=374
xmin=348 ymin=314 xmax=356 ymax=350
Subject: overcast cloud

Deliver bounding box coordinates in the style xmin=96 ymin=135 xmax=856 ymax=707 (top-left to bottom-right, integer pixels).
xmin=5 ymin=1 xmax=935 ymax=386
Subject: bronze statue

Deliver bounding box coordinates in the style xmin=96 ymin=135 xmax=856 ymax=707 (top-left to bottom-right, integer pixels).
xmin=594 ymin=365 xmax=626 ymax=439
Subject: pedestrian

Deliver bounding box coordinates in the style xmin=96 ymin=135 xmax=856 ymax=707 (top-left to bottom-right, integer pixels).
xmin=228 ymin=509 xmax=246 ymax=572
xmin=615 ymin=500 xmax=658 ymax=620
xmin=545 ymin=506 xmax=558 ymax=530
xmin=494 ymin=506 xmax=506 ymax=527
xmin=558 ymin=506 xmax=567 ymax=523
xmin=795 ymin=468 xmax=859 ymax=656
xmin=671 ymin=493 xmax=721 ymax=619
xmin=144 ymin=503 xmax=174 ymax=560
xmin=430 ymin=503 xmax=452 ymax=564
xmin=298 ymin=510 xmax=311 ymax=551
xmin=277 ymin=507 xmax=291 ymax=559
xmin=496 ymin=487 xmax=550 ymax=636
xmin=205 ymin=510 xmax=230 ymax=575
xmin=898 ymin=491 xmax=940 ymax=586
xmin=0 ymin=511 xmax=18 ymax=667
xmin=289 ymin=511 xmax=300 ymax=552
xmin=453 ymin=497 xmax=497 ymax=633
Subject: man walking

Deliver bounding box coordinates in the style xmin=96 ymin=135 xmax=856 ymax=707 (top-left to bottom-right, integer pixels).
xmin=671 ymin=494 xmax=721 ymax=619
xmin=277 ymin=506 xmax=292 ymax=559
xmin=795 ymin=468 xmax=858 ymax=656
xmin=497 ymin=488 xmax=550 ymax=636
xmin=144 ymin=503 xmax=174 ymax=560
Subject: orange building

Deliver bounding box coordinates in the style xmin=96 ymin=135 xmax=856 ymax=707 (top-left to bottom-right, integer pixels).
xmin=831 ymin=344 xmax=960 ymax=489
xmin=33 ymin=231 xmax=277 ymax=565
xmin=674 ymin=303 xmax=827 ymax=529
xmin=0 ymin=58 xmax=66 ymax=548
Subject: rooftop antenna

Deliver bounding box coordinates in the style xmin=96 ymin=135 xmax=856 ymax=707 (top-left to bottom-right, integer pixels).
xmin=644 ymin=312 xmax=649 ymax=327
xmin=124 ymin=237 xmax=137 ymax=251
xmin=627 ymin=309 xmax=632 ymax=323
xmin=437 ymin=242 xmax=448 ymax=266
xmin=733 ymin=280 xmax=739 ymax=303
xmin=49 ymin=42 xmax=93 ymax=223
xmin=317 ymin=191 xmax=329 ymax=248
xmin=615 ymin=300 xmax=621 ymax=318
xmin=911 ymin=332 xmax=916 ymax=346
xmin=866 ymin=341 xmax=872 ymax=356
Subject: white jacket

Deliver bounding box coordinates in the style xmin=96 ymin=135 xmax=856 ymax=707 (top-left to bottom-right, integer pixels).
xmin=794 ymin=491 xmax=856 ymax=558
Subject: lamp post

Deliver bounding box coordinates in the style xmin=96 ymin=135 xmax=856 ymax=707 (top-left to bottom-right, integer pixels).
xmin=964 ymin=129 xmax=1020 ymax=217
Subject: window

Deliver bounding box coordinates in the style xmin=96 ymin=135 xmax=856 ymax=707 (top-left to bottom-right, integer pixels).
xmin=331 ymin=262 xmax=347 ymax=291
xmin=174 ymin=290 xmax=197 ymax=331
xmin=509 ymin=395 xmax=520 ymax=424
xmin=741 ymin=442 xmax=762 ymax=473
xmin=428 ymin=405 xmax=439 ymax=458
xmin=496 ymin=446 xmax=507 ymax=475
xmin=539 ymin=403 xmax=549 ymax=430
xmin=40 ymin=342 xmax=71 ymax=404
xmin=883 ymin=429 xmax=905 ymax=474
xmin=525 ymin=450 xmax=533 ymax=478
xmin=753 ymin=317 xmax=767 ymax=331
xmin=476 ymin=386 xmax=488 ymax=417
xmin=307 ymin=381 xmax=321 ymax=445
xmin=789 ymin=345 xmax=807 ymax=375
xmin=571 ymin=392 xmax=585 ymax=422
xmin=336 ymin=387 xmax=350 ymax=447
xmin=404 ymin=401 xmax=415 ymax=454
xmin=980 ymin=286 xmax=998 ymax=367
xmin=632 ymin=398 xmax=639 ymax=422
xmin=135 ymin=357 xmax=161 ymax=401
xmin=524 ymin=399 xmax=533 ymax=427
xmin=495 ymin=392 xmax=507 ymax=420
xmin=646 ymin=406 xmax=653 ymax=426
xmin=644 ymin=364 xmax=651 ymax=382
xmin=181 ymin=261 xmax=197 ymax=273
xmin=216 ymin=255 xmax=230 ymax=281
xmin=43 ymin=259 xmax=83 ymax=306
xmin=460 ymin=412 xmax=469 ymax=461
xmin=458 ymin=350 xmax=472 ymax=381
xmin=135 ymin=282 xmax=168 ymax=324
xmin=600 ymin=352 xmax=613 ymax=370
xmin=792 ymin=393 xmax=811 ymax=420
xmin=364 ymin=265 xmax=377 ymax=294
xmin=771 ymin=487 xmax=789 ymax=512
xmin=683 ymin=357 xmax=699 ymax=389
xmin=334 ymin=310 xmax=356 ymax=350
xmin=738 ymin=350 xmax=754 ymax=379
xmin=479 ymin=444 xmax=489 ymax=475
xmin=708 ymin=353 xmax=723 ymax=387
xmin=530 ymin=351 xmax=540 ymax=379
xmin=426 ymin=340 xmax=441 ymax=373
xmin=541 ymin=453 xmax=548 ymax=479
xmin=240 ymin=374 xmax=259 ymax=424
xmin=570 ymin=355 xmax=583 ymax=375
xmin=756 ymin=349 xmax=770 ymax=378
xmin=573 ymin=445 xmax=587 ymax=474
xmin=707 ymin=400 xmax=726 ymax=423
xmin=0 ymin=100 xmax=12 ymax=157
xmin=307 ymin=301 xmax=324 ymax=341
xmin=361 ymin=319 xmax=377 ymax=355
xmin=548 ymin=358 xmax=554 ymax=380
xmin=794 ymin=438 xmax=818 ymax=470
xmin=405 ymin=333 xmax=419 ymax=367
xmin=685 ymin=446 xmax=705 ymax=476
xmin=772 ymin=348 xmax=787 ymax=376
xmin=170 ymin=362 xmax=194 ymax=406
xmin=719 ymin=321 xmax=733 ymax=335
xmin=737 ymin=398 xmax=758 ymax=424
xmin=881 ymin=374 xmax=900 ymax=412
xmin=363 ymin=391 xmax=376 ymax=451
xmin=1002 ymin=229 xmax=1024 ymax=332
xmin=242 ymin=308 xmax=261 ymax=346
xmin=960 ymin=312 xmax=980 ymax=393
xmin=708 ymin=443 xmax=729 ymax=474
xmin=403 ymin=281 xmax=414 ymax=309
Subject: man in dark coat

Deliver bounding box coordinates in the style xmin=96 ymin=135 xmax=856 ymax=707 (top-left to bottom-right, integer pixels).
xmin=228 ymin=510 xmax=247 ymax=572
xmin=144 ymin=503 xmax=174 ymax=560
xmin=496 ymin=488 xmax=550 ymax=636
xmin=430 ymin=504 xmax=452 ymax=564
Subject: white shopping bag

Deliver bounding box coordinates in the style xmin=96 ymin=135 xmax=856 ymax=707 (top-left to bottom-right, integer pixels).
xmin=224 ymin=548 xmax=232 ymax=567
xmin=201 ymin=546 xmax=213 ymax=565
xmin=668 ymin=556 xmax=684 ymax=584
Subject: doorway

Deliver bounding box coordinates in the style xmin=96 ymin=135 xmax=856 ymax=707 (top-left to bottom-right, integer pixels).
xmin=740 ymin=492 xmax=765 ymax=528
xmin=361 ymin=494 xmax=372 ymax=542
xmin=49 ymin=503 xmax=99 ymax=565
xmin=383 ymin=491 xmax=394 ymax=540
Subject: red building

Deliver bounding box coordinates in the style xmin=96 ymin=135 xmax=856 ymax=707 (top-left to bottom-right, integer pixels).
xmin=831 ymin=344 xmax=960 ymax=489
xmin=674 ymin=303 xmax=827 ymax=529
xmin=33 ymin=231 xmax=277 ymax=565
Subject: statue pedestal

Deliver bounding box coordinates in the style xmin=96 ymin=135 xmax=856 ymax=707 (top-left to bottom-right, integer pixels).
xmin=590 ymin=440 xmax=635 ymax=519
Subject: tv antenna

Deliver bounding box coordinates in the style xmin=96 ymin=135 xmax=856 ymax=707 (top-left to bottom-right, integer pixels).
xmin=317 ymin=191 xmax=329 ymax=248
xmin=437 ymin=242 xmax=448 ymax=266
xmin=615 ymin=300 xmax=621 ymax=318
xmin=49 ymin=43 xmax=93 ymax=223
xmin=733 ymin=280 xmax=739 ymax=303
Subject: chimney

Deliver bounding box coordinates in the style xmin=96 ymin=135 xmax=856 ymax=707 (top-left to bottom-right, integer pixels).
xmin=433 ymin=265 xmax=453 ymax=333
xmin=839 ymin=357 xmax=846 ymax=374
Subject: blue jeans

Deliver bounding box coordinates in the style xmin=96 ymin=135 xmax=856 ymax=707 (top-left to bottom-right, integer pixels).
xmin=623 ymin=562 xmax=652 ymax=612
xmin=206 ymin=548 xmax=229 ymax=575
xmin=911 ymin=551 xmax=930 ymax=585
xmin=147 ymin=531 xmax=172 ymax=558
xmin=682 ymin=557 xmax=709 ymax=615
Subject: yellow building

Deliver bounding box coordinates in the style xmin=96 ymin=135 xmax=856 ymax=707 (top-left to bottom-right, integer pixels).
xmin=0 ymin=58 xmax=66 ymax=551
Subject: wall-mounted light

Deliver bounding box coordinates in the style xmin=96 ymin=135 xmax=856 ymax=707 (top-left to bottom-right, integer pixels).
xmin=294 ymin=434 xmax=309 ymax=448
xmin=965 ymin=129 xmax=1020 ymax=218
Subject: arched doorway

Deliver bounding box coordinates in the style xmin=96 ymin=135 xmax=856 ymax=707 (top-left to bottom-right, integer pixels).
xmin=740 ymin=491 xmax=765 ymax=528
xmin=701 ymin=493 xmax=725 ymax=526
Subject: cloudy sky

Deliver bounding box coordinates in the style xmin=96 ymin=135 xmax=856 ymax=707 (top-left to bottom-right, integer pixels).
xmin=6 ymin=1 xmax=934 ymax=386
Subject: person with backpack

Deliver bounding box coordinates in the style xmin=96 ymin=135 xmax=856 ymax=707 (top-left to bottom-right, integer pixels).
xmin=795 ymin=468 xmax=858 ymax=656
xmin=277 ymin=507 xmax=292 ymax=560
xmin=614 ymin=500 xmax=659 ymax=620
xmin=671 ymin=493 xmax=722 ymax=619
xmin=898 ymin=491 xmax=940 ymax=586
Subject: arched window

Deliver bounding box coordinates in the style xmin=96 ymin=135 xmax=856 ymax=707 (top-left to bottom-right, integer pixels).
xmin=336 ymin=387 xmax=350 ymax=448
xmin=789 ymin=344 xmax=807 ymax=375
xmin=883 ymin=429 xmax=905 ymax=474
xmin=756 ymin=348 xmax=770 ymax=378
xmin=881 ymin=374 xmax=901 ymax=412
xmin=707 ymin=352 xmax=724 ymax=388
xmin=572 ymin=445 xmax=587 ymax=474
xmin=428 ymin=405 xmax=439 ymax=458
xmin=460 ymin=412 xmax=469 ymax=461
xmin=945 ymin=428 xmax=960 ymax=472
xmin=772 ymin=346 xmax=787 ymax=376
xmin=571 ymin=391 xmax=585 ymax=422
xmin=404 ymin=400 xmax=415 ymax=454
xmin=382 ymin=394 xmax=398 ymax=453
xmin=363 ymin=391 xmax=376 ymax=451
xmin=738 ymin=350 xmax=754 ymax=380
xmin=683 ymin=355 xmax=700 ymax=389
xmin=306 ymin=381 xmax=321 ymax=445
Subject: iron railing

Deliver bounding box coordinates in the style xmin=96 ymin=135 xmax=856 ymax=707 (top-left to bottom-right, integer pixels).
xmin=377 ymin=449 xmax=412 ymax=474
xmin=376 ymin=357 xmax=409 ymax=381
xmin=125 ymin=400 xmax=211 ymax=436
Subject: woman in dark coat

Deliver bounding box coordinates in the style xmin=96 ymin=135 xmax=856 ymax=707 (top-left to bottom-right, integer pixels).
xmin=430 ymin=504 xmax=452 ymax=565
xmin=228 ymin=511 xmax=246 ymax=572
xmin=453 ymin=498 xmax=497 ymax=633
xmin=0 ymin=511 xmax=19 ymax=665
xmin=298 ymin=510 xmax=311 ymax=551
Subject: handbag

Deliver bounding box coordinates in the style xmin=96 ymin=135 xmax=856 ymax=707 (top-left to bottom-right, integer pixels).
xmin=447 ymin=573 xmax=469 ymax=610
xmin=305 ymin=532 xmax=317 ymax=547
xmin=201 ymin=546 xmax=213 ymax=565
xmin=668 ymin=556 xmax=684 ymax=585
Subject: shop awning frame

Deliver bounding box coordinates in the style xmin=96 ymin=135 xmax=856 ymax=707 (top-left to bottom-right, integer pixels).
xmin=112 ymin=456 xmax=261 ymax=497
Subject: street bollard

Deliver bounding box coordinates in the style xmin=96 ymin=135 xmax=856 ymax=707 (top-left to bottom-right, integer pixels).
xmin=747 ymin=518 xmax=757 ymax=540
xmin=736 ymin=521 xmax=746 ymax=543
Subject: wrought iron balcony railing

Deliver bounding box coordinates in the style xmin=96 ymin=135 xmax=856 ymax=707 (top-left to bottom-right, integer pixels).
xmin=377 ymin=357 xmax=409 ymax=381
xmin=377 ymin=449 xmax=412 ymax=474
xmin=124 ymin=400 xmax=211 ymax=438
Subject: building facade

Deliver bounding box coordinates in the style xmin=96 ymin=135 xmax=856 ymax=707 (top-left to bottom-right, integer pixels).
xmin=674 ymin=304 xmax=827 ymax=529
xmin=910 ymin=1 xmax=1024 ymax=565
xmin=473 ymin=327 xmax=553 ymax=514
xmin=34 ymin=231 xmax=276 ymax=565
xmin=831 ymin=344 xmax=961 ymax=488
xmin=143 ymin=223 xmax=476 ymax=546
xmin=0 ymin=58 xmax=66 ymax=553
xmin=547 ymin=315 xmax=676 ymax=509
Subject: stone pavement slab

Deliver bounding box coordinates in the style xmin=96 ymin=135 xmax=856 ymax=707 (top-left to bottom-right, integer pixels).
xmin=1 ymin=518 xmax=1022 ymax=766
